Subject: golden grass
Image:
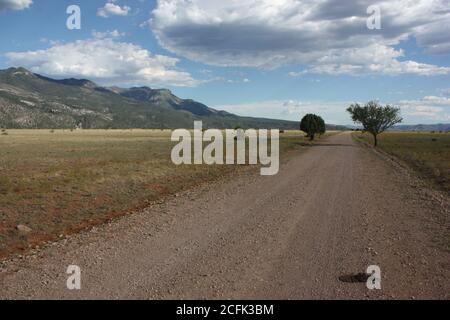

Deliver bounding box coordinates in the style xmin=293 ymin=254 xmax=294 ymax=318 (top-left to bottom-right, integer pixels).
xmin=354 ymin=131 xmax=450 ymax=194
xmin=0 ymin=129 xmax=326 ymax=258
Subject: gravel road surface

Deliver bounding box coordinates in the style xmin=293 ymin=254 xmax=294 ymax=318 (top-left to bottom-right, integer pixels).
xmin=1 ymin=132 xmax=449 ymax=299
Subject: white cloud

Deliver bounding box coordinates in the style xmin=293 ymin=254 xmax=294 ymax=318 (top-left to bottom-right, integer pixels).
xmin=288 ymin=71 xmax=307 ymax=77
xmin=215 ymin=100 xmax=351 ymax=124
xmin=398 ymin=96 xmax=450 ymax=121
xmin=139 ymin=20 xmax=151 ymax=28
xmin=439 ymin=88 xmax=450 ymax=97
xmin=92 ymin=29 xmax=125 ymax=39
xmin=224 ymin=77 xmax=251 ymax=84
xmin=0 ymin=0 xmax=32 ymax=11
xmin=5 ymin=38 xmax=199 ymax=87
xmin=97 ymin=1 xmax=130 ymax=18
xmin=215 ymin=96 xmax=450 ymax=124
xmin=151 ymin=0 xmax=450 ymax=75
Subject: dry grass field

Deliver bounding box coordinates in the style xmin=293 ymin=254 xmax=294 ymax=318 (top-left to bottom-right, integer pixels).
xmin=0 ymin=129 xmax=327 ymax=259
xmin=354 ymin=131 xmax=450 ymax=194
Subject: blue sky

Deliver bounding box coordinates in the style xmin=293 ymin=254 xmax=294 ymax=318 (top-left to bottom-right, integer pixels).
xmin=0 ymin=0 xmax=449 ymax=125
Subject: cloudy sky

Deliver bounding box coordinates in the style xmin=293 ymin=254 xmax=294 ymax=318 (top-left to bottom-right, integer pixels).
xmin=0 ymin=0 xmax=449 ymax=124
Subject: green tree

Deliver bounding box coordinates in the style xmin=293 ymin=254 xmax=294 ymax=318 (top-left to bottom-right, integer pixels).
xmin=347 ymin=101 xmax=402 ymax=147
xmin=300 ymin=114 xmax=326 ymax=141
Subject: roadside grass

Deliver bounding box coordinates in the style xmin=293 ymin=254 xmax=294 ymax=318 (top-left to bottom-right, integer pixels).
xmin=353 ymin=131 xmax=450 ymax=194
xmin=0 ymin=129 xmax=332 ymax=259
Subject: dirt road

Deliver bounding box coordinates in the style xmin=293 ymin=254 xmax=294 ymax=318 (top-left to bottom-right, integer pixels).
xmin=1 ymin=132 xmax=449 ymax=299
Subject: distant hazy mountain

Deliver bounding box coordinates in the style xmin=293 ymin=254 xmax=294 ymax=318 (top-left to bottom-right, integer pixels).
xmin=392 ymin=124 xmax=450 ymax=132
xmin=0 ymin=67 xmax=343 ymax=130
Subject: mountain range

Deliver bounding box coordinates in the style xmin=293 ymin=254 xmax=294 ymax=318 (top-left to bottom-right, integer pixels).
xmin=392 ymin=124 xmax=450 ymax=132
xmin=347 ymin=124 xmax=450 ymax=132
xmin=0 ymin=67 xmax=348 ymax=130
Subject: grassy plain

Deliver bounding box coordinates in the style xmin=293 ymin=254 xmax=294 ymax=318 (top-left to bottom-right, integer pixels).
xmin=0 ymin=129 xmax=328 ymax=258
xmin=354 ymin=131 xmax=450 ymax=194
